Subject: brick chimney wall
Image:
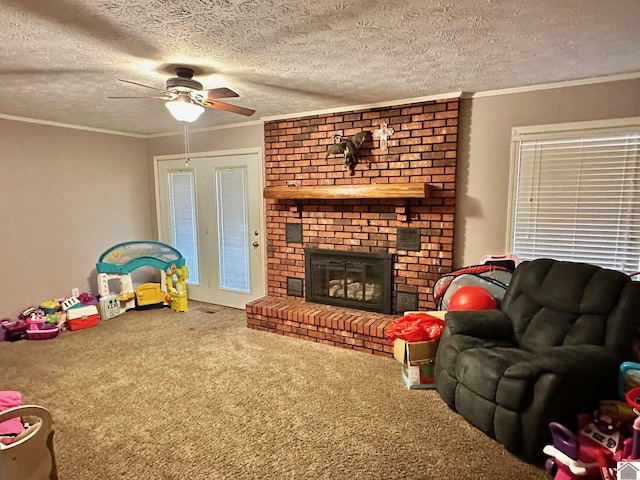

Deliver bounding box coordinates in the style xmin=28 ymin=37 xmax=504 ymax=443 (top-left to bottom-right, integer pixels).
xmin=263 ymin=98 xmax=459 ymax=312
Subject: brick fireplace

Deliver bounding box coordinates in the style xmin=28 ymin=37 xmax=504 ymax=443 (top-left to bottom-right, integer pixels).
xmin=246 ymin=97 xmax=459 ymax=357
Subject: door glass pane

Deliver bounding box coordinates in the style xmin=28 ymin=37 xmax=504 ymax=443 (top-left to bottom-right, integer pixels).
xmin=167 ymin=171 xmax=199 ymax=284
xmin=216 ymin=168 xmax=250 ymax=292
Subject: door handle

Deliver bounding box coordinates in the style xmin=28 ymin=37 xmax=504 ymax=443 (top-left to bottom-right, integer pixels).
xmin=252 ymin=241 xmax=260 ymax=248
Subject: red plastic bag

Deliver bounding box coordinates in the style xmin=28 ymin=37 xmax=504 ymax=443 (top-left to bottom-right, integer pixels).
xmin=384 ymin=313 xmax=446 ymax=344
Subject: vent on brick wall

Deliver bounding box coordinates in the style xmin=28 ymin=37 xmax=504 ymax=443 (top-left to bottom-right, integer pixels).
xmin=395 ymin=291 xmax=419 ymax=314
xmin=286 ymin=277 xmax=304 ymax=297
xmin=285 ymin=223 xmax=303 ymax=243
xmin=397 ymin=227 xmax=421 ymax=251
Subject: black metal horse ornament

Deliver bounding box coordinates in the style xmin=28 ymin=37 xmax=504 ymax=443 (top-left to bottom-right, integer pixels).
xmin=325 ymin=130 xmax=371 ymax=176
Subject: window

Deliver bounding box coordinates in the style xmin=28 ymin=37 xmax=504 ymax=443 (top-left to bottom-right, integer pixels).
xmin=216 ymin=168 xmax=250 ymax=292
xmin=509 ymin=117 xmax=640 ymax=274
xmin=167 ymin=170 xmax=200 ymax=284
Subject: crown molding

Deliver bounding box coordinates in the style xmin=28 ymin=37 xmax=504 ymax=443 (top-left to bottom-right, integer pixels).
xmin=470 ymin=71 xmax=640 ymax=98
xmin=0 ymin=113 xmax=146 ymax=138
xmin=260 ymin=92 xmax=464 ymax=122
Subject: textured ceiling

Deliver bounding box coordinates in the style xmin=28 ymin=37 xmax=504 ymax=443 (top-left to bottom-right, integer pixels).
xmin=0 ymin=0 xmax=639 ymax=136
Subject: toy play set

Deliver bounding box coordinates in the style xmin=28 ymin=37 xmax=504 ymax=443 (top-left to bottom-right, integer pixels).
xmin=96 ymin=240 xmax=189 ymax=314
xmin=544 ymin=362 xmax=640 ymax=480
xmin=0 ymin=240 xmax=189 ymax=342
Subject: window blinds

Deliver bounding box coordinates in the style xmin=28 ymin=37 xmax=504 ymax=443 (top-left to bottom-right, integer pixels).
xmin=216 ymin=168 xmax=250 ymax=292
xmin=512 ymin=128 xmax=640 ymax=274
xmin=167 ymin=170 xmax=200 ymax=284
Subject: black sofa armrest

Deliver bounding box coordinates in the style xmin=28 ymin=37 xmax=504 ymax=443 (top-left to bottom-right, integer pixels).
xmin=498 ymin=345 xmax=622 ymax=426
xmin=445 ymin=310 xmax=514 ymax=341
xmin=505 ymin=345 xmax=621 ymax=380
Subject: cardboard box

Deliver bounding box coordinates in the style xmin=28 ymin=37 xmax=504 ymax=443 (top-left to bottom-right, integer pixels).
xmin=393 ymin=338 xmax=439 ymax=366
xmin=402 ymin=310 xmax=447 ymax=320
xmin=392 ymin=310 xmax=445 ymax=389
xmin=394 ymin=339 xmax=439 ymax=389
xmin=401 ymin=361 xmax=437 ymax=390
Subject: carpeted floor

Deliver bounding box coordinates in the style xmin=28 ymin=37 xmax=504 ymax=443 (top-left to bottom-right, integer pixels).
xmin=0 ymin=303 xmax=549 ymax=479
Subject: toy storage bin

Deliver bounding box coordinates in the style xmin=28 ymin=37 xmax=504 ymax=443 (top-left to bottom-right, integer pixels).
xmin=66 ymin=305 xmax=100 ymax=331
xmin=2 ymin=320 xmax=28 ymax=342
xmin=27 ymin=323 xmax=59 ymax=341
xmin=0 ymin=319 xmax=11 ymax=341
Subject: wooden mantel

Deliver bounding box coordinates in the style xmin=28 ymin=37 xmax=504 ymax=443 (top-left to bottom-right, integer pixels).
xmin=263 ymin=183 xmax=431 ymax=200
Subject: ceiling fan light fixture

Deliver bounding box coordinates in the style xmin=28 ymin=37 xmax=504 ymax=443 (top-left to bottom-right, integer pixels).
xmin=165 ymin=95 xmax=204 ymax=122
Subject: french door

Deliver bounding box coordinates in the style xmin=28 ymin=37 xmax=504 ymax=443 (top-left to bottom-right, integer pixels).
xmin=155 ymin=149 xmax=265 ymax=309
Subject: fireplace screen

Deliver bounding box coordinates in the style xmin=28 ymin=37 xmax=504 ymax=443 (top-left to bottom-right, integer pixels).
xmin=305 ymin=248 xmax=392 ymax=314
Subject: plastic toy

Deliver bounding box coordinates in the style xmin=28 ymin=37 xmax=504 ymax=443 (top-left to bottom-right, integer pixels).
xmin=99 ymin=294 xmax=121 ymax=320
xmin=480 ymin=253 xmax=521 ymax=272
xmin=135 ymin=283 xmax=165 ymax=308
xmin=39 ymin=301 xmax=59 ymax=315
xmin=448 ymin=285 xmax=497 ymax=311
xmin=625 ymin=385 xmax=640 ymax=413
xmin=60 ymin=297 xmax=81 ymax=311
xmin=543 ymin=401 xmax=634 ymax=480
xmin=24 ymin=310 xmax=46 ymax=326
xmin=96 ymin=241 xmax=188 ymax=313
xmin=433 ymin=264 xmax=511 ymax=310
xmin=165 ymin=264 xmax=189 ymax=312
xmin=1 ymin=320 xmax=28 ymax=342
xmin=66 ymin=305 xmax=100 ymax=331
xmin=27 ymin=323 xmax=59 ymax=340
xmin=77 ymin=292 xmax=98 ymax=307
xmin=18 ymin=307 xmax=38 ymax=320
xmin=619 ymin=361 xmax=640 ymax=399
xmin=544 ymin=362 xmax=640 ymax=480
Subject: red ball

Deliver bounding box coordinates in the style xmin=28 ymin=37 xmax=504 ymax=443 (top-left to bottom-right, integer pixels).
xmin=449 ymin=285 xmax=497 ymax=311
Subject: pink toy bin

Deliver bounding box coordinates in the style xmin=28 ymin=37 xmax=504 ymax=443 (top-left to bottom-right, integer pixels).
xmin=26 ymin=323 xmax=59 ymax=341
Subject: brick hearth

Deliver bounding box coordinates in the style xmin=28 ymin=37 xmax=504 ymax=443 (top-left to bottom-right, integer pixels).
xmin=246 ymin=296 xmax=396 ymax=357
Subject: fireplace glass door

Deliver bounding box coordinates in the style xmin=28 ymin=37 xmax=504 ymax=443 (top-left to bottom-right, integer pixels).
xmin=305 ymin=249 xmax=392 ymax=314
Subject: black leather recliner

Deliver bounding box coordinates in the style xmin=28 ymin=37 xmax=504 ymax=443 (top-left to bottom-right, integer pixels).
xmin=435 ymin=258 xmax=640 ymax=463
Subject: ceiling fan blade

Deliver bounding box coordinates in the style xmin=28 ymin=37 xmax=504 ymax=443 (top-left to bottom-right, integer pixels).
xmin=107 ymin=96 xmax=171 ymax=99
xmin=202 ymin=100 xmax=256 ymax=117
xmin=201 ymin=87 xmax=239 ymax=100
xmin=117 ymin=78 xmax=167 ymax=93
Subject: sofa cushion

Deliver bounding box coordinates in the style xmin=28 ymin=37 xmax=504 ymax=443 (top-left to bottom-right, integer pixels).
xmin=503 ymin=259 xmax=632 ymax=353
xmin=455 ymin=347 xmax=534 ymax=405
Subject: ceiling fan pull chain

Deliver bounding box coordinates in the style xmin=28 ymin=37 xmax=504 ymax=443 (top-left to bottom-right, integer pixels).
xmin=184 ymin=122 xmax=191 ymax=167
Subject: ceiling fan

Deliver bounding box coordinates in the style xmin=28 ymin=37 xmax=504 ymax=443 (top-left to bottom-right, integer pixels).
xmin=109 ymin=67 xmax=255 ymax=122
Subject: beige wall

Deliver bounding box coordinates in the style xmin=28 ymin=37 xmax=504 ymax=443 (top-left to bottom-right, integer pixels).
xmin=0 ymin=120 xmax=263 ymax=318
xmin=0 ymin=120 xmax=151 ymax=317
xmin=456 ymin=77 xmax=640 ymax=267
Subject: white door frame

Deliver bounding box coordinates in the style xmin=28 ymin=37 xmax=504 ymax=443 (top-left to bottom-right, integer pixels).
xmin=153 ymin=147 xmax=266 ymax=308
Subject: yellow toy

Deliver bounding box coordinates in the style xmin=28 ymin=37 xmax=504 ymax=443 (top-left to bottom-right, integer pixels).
xmin=135 ymin=283 xmax=165 ymax=307
xmin=165 ymin=264 xmax=189 ymax=312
